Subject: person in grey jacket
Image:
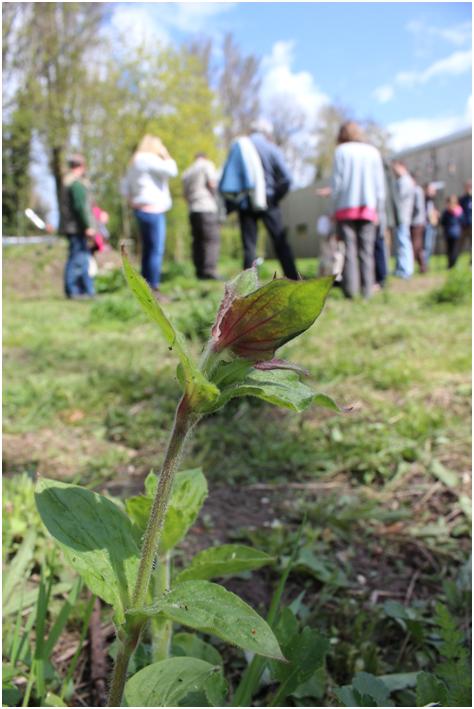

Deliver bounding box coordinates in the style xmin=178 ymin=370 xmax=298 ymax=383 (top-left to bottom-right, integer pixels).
xmin=410 ymin=179 xmax=426 ymax=273
xmin=391 ymin=160 xmax=415 ymax=278
xmin=330 ymin=121 xmax=385 ymax=299
xmin=182 ymin=153 xmax=220 ymax=280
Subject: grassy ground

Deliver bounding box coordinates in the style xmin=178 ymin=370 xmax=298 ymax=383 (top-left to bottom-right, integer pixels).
xmin=3 ymin=240 xmax=471 ymax=706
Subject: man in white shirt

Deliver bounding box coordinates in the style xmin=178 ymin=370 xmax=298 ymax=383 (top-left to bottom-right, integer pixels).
xmin=182 ymin=153 xmax=221 ymax=280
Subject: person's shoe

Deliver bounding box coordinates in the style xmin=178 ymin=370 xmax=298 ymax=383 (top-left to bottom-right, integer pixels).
xmin=69 ymin=293 xmax=95 ymax=301
xmin=152 ymin=289 xmax=171 ymax=304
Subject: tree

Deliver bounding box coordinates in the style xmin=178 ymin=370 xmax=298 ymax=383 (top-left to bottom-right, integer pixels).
xmin=312 ymin=103 xmax=393 ymax=181
xmin=218 ymin=33 xmax=261 ymax=149
xmin=2 ymin=92 xmax=33 ymax=234
xmin=6 ymin=3 xmax=108 ymax=207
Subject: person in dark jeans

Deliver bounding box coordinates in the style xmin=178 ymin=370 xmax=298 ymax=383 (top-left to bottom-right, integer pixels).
xmin=459 ymin=179 xmax=472 ymax=257
xmin=59 ymin=154 xmax=96 ymax=299
xmin=374 ymin=226 xmax=388 ymax=287
xmin=233 ymin=120 xmax=298 ymax=279
xmin=182 ymin=153 xmax=221 ymax=279
xmin=441 ymin=195 xmax=464 ymax=268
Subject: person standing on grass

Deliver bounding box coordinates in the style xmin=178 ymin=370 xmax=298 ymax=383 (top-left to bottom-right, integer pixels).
xmin=182 ymin=152 xmax=221 ymax=280
xmin=459 ymin=179 xmax=472 ymax=256
xmin=121 ymin=135 xmax=178 ymax=302
xmin=441 ymin=195 xmax=464 ymax=269
xmin=219 ymin=119 xmax=298 ymax=279
xmin=391 ymin=160 xmax=415 ymax=279
xmin=59 ymin=153 xmax=96 ymax=300
xmin=423 ymin=183 xmax=439 ymax=268
xmin=329 ymin=121 xmax=385 ymax=299
xmin=410 ymin=179 xmax=427 ymax=273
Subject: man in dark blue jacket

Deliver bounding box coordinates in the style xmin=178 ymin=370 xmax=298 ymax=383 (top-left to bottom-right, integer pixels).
xmin=238 ymin=119 xmax=298 ymax=279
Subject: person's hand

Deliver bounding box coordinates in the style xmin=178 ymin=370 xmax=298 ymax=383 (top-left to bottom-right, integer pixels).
xmin=85 ymin=227 xmax=96 ymax=238
xmin=45 ymin=223 xmax=55 ymax=234
xmin=316 ymin=186 xmax=332 ymax=197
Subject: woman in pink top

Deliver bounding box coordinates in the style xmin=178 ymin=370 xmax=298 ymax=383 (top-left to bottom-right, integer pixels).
xmin=331 ymin=122 xmax=385 ymax=299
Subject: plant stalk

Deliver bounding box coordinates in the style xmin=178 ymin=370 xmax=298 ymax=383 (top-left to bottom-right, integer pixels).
xmin=107 ymin=639 xmax=135 ymax=708
xmin=107 ymin=395 xmax=195 ymax=706
xmin=131 ymin=398 xmax=194 ymax=609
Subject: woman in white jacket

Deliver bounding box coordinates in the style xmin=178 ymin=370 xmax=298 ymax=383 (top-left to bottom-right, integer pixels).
xmin=122 ymin=135 xmax=178 ymax=299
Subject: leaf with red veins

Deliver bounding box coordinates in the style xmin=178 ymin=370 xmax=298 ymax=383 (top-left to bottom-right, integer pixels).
xmin=253 ymin=359 xmax=309 ymax=376
xmin=212 ymin=267 xmax=258 ymax=342
xmin=212 ymin=276 xmax=334 ymax=363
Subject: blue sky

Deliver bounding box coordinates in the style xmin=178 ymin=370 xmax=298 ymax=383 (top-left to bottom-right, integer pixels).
xmin=109 ymin=2 xmax=472 ymax=151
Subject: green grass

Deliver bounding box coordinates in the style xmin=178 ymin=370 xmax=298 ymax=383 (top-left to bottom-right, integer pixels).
xmin=3 ymin=243 xmax=471 ymax=706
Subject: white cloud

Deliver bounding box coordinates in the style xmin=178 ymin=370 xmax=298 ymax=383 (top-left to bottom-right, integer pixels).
xmin=260 ymin=41 xmax=330 ymax=186
xmin=156 ymin=2 xmax=237 ymax=33
xmin=372 ymin=84 xmax=394 ymax=104
xmin=108 ymin=5 xmax=171 ymax=50
xmin=406 ymin=19 xmax=472 ymax=47
xmin=373 ymin=49 xmax=472 ymax=103
xmin=108 ymin=3 xmax=236 ymax=50
xmin=388 ymin=97 xmax=472 ymax=151
xmin=395 ymin=49 xmax=472 ymax=87
xmin=261 ymin=41 xmax=329 ymax=126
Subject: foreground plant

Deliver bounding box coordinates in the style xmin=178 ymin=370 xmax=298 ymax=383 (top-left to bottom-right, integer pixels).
xmin=35 ymin=253 xmax=339 ymax=707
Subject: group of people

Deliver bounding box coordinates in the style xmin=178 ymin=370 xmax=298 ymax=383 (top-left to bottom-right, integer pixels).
xmin=317 ymin=122 xmax=472 ymax=300
xmin=59 ymin=120 xmax=471 ymax=302
xmin=60 ymin=120 xmax=298 ymax=300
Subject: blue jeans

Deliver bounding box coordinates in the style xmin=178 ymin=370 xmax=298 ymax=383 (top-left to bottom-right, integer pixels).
xmin=64 ymin=234 xmax=95 ymax=297
xmin=134 ymin=210 xmax=166 ymax=288
xmin=424 ymin=224 xmax=437 ymax=265
xmin=393 ymin=223 xmax=414 ymax=278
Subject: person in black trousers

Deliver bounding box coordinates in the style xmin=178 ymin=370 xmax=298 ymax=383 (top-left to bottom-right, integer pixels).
xmin=237 ymin=120 xmax=298 ymax=279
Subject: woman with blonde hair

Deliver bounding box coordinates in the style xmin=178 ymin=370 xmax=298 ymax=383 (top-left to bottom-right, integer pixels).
xmin=121 ymin=134 xmax=178 ymax=300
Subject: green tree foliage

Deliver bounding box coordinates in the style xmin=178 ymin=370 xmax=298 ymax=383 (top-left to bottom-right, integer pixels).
xmin=7 ymin=3 xmax=108 ymax=205
xmin=2 ymin=92 xmax=33 ymax=234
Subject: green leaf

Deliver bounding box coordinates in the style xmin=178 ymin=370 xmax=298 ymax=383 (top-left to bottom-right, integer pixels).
xmin=292 ymin=667 xmax=326 ymax=700
xmin=210 ymin=368 xmax=316 ymax=413
xmin=35 ymin=478 xmax=139 ymax=620
xmin=126 ymin=469 xmax=207 ymax=552
xmin=430 ymin=459 xmax=459 ymax=489
xmin=378 ymin=672 xmax=418 ymax=691
xmin=313 ymin=393 xmax=342 ymax=412
xmin=228 ymin=267 xmax=260 ymax=297
xmin=2 ymin=684 xmax=21 ymax=707
xmin=129 ymin=580 xmax=285 ymax=661
xmin=124 ymin=657 xmax=226 ymax=707
xmin=174 ymin=544 xmax=274 ymax=583
xmin=269 ymin=610 xmax=329 ymax=704
xmin=352 ymin=672 xmax=393 ymax=706
xmin=44 ymin=691 xmax=68 ymax=707
xmin=2 ymin=529 xmax=36 ymax=611
xmin=122 ymin=251 xmax=220 ymax=411
xmin=416 ymin=672 xmax=448 ymax=706
xmin=336 ymin=672 xmax=394 ymax=707
xmin=212 ymin=275 xmax=334 ymax=361
xmin=172 ymin=632 xmax=223 ymax=667
xmin=294 ymin=548 xmax=349 ymax=587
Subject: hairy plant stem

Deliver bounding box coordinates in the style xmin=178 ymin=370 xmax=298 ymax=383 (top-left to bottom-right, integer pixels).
xmin=107 ymin=395 xmax=196 ymax=706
